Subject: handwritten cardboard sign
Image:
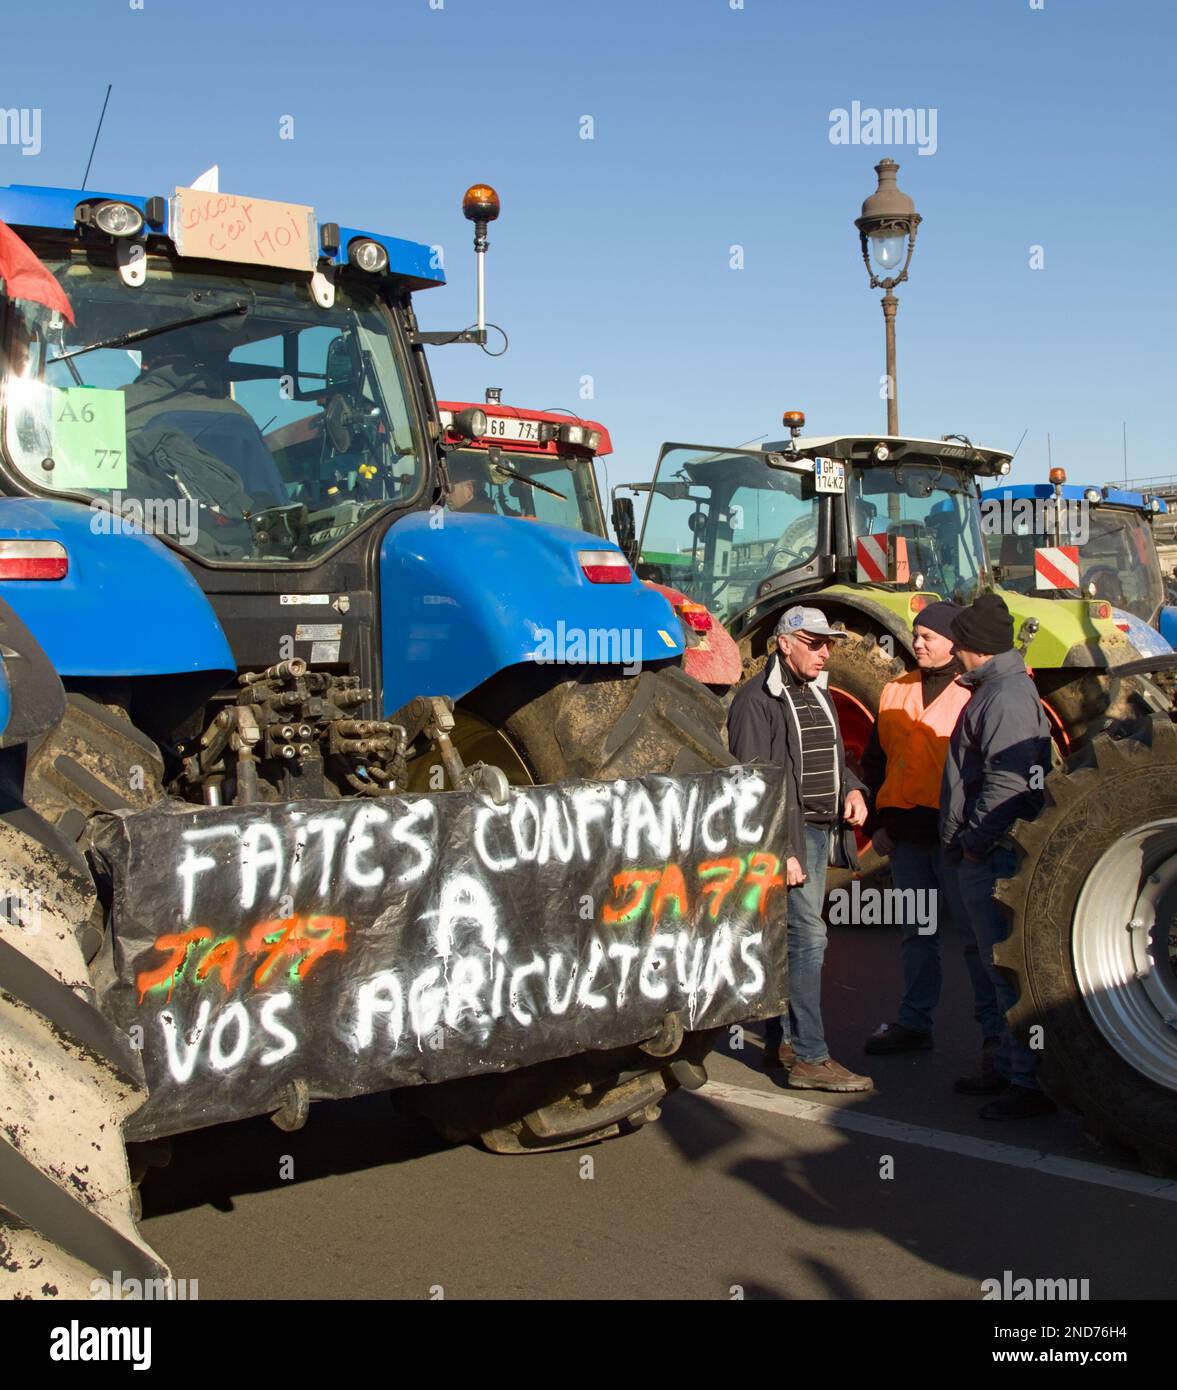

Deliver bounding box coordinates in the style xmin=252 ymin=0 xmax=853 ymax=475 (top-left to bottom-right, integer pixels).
xmin=171 ymin=188 xmax=317 ymax=272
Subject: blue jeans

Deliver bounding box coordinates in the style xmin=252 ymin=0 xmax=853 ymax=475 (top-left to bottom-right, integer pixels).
xmin=891 ymin=840 xmax=1001 ymax=1039
xmin=765 ymin=823 xmax=831 ymax=1063
xmin=951 ymin=844 xmax=1041 ymax=1091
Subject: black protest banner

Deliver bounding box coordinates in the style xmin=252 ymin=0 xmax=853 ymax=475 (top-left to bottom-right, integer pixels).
xmin=91 ymin=766 xmax=790 ymax=1139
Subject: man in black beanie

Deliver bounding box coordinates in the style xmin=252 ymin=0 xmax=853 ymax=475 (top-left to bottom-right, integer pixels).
xmin=940 ymin=592 xmax=1055 ymax=1119
xmin=861 ymin=601 xmax=1001 ymax=1057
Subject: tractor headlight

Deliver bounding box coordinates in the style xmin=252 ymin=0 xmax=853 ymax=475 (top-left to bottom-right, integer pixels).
xmin=997 ymin=459 xmax=1011 ymax=475
xmin=349 ymin=239 xmax=389 ymax=273
xmin=77 ymin=200 xmax=144 ymax=237
xmin=1084 ymin=488 xmax=1101 ymax=503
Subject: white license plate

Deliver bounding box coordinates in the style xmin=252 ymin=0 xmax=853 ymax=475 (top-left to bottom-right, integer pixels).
xmin=484 ymin=415 xmax=540 ymax=443
xmin=814 ymin=457 xmax=846 ymax=493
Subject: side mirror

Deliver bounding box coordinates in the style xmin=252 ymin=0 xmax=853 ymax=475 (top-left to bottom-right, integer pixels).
xmin=612 ymin=495 xmax=636 ymax=563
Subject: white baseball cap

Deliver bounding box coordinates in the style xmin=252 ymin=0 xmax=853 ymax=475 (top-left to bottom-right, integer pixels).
xmin=774 ymin=605 xmax=849 ymax=639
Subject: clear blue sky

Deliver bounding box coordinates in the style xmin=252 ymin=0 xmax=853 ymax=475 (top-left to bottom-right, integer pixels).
xmin=4 ymin=0 xmax=1174 ymax=492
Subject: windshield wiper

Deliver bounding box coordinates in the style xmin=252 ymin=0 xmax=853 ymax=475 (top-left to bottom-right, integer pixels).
xmin=49 ymin=299 xmax=250 ymax=365
xmin=489 ymin=457 xmax=567 ymax=501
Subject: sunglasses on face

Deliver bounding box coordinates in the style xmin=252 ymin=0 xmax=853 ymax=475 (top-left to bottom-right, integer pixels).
xmin=793 ymin=635 xmax=831 ymax=652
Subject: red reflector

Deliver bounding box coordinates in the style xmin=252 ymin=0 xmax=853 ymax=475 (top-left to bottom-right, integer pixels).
xmin=1090 ymin=601 xmax=1111 ymax=620
xmin=578 ymin=549 xmax=632 ymax=584
xmin=909 ymin=593 xmax=933 ymax=612
xmin=0 ymin=541 xmax=68 ymax=580
xmin=1115 ymin=620 xmax=1130 ymax=633
xmin=679 ymin=601 xmax=712 ymax=631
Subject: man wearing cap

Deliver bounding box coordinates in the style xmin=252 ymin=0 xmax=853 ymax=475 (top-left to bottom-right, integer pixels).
xmin=727 ymin=606 xmax=873 ymax=1092
xmin=860 ymin=602 xmax=1002 ymax=1058
xmin=940 ymin=592 xmax=1055 ymax=1119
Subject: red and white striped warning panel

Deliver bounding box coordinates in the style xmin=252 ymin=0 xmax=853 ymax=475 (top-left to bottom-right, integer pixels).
xmin=856 ymin=533 xmax=910 ymax=584
xmin=1034 ymin=545 xmax=1080 ymax=590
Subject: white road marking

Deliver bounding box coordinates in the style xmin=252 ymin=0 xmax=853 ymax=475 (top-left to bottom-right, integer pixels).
xmin=700 ymin=1079 xmax=1177 ymax=1203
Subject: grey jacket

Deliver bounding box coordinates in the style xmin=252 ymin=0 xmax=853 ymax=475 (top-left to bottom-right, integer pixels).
xmin=727 ymin=651 xmax=866 ymax=871
xmin=939 ymin=648 xmax=1051 ymax=858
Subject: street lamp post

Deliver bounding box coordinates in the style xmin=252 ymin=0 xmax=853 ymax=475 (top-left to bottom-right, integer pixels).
xmin=855 ymin=158 xmax=921 ymax=436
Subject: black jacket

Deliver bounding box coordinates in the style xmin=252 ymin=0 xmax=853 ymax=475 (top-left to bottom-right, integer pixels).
xmin=940 ymin=648 xmax=1051 ymax=858
xmin=727 ymin=651 xmax=866 ymax=871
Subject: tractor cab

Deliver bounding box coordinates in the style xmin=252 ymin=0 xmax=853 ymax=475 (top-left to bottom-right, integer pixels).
xmin=437 ymin=397 xmax=609 ymax=534
xmin=983 ymin=476 xmax=1169 ymax=637
xmin=634 ymin=422 xmax=1008 ymax=635
xmin=0 ymin=186 xmax=436 ymax=569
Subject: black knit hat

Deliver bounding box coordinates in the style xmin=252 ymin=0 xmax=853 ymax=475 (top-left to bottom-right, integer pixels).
xmin=912 ymin=601 xmax=963 ymax=640
xmin=951 ymin=592 xmax=1014 ymax=655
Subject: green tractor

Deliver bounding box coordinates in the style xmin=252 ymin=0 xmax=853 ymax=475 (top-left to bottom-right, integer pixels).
xmin=624 ymin=417 xmax=1165 ymax=781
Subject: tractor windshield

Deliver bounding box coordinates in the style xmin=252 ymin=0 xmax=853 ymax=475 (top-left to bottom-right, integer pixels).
xmin=445 ymin=446 xmax=603 ymax=534
xmin=1 ymin=253 xmax=425 ymax=564
xmin=990 ymin=504 xmax=1164 ymax=622
xmin=637 ymin=445 xmax=821 ymax=625
xmin=849 ymin=463 xmax=988 ymax=602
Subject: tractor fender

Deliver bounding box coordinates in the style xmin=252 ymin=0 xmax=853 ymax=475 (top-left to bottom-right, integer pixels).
xmin=734 ymin=590 xmax=917 ymax=664
xmin=379 ymin=510 xmax=685 ymax=715
xmin=0 ymin=499 xmax=234 ymax=681
xmin=1158 ymin=605 xmax=1177 ymax=650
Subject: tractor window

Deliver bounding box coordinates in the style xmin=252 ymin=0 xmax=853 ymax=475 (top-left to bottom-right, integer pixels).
xmin=444 ymin=447 xmax=601 ymax=534
xmin=849 ymin=464 xmax=987 ymax=602
xmin=987 ymin=503 xmax=1163 ymax=622
xmin=2 ymin=254 xmax=425 ymax=565
xmin=1080 ymin=509 xmax=1163 ymax=620
xmin=638 ymin=445 xmax=819 ymax=625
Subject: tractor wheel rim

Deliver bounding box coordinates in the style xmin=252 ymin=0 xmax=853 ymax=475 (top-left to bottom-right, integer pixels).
xmin=403 ymin=709 xmax=534 ymax=793
xmin=1073 ymin=818 xmax=1177 ymax=1091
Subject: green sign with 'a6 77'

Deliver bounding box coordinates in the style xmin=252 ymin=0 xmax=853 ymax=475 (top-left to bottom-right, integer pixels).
xmin=49 ymin=386 xmax=128 ymax=490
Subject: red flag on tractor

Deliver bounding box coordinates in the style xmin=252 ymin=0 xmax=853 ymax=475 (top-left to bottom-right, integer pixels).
xmin=0 ymin=218 xmax=74 ymax=323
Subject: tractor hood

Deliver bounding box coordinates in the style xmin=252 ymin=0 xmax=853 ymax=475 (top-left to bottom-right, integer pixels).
xmin=379 ymin=511 xmax=685 ymax=714
xmin=0 ymin=498 xmax=234 ymax=678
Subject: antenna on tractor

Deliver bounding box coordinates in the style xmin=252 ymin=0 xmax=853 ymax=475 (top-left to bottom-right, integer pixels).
xmin=1010 ymin=428 xmax=1029 ymax=461
xmin=80 ymin=84 xmax=113 ymax=192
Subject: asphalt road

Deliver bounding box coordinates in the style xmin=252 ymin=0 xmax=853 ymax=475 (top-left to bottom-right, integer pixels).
xmin=139 ymin=920 xmax=1177 ymax=1301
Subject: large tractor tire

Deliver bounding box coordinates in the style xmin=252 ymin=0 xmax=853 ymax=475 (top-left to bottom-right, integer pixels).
xmin=501 ymin=662 xmax=733 ymax=781
xmin=1 ymin=684 xmax=170 ymax=1296
xmin=403 ymin=663 xmax=738 ymax=1152
xmin=995 ymin=715 xmax=1177 ymax=1176
xmin=0 ymin=757 xmax=168 ymax=1298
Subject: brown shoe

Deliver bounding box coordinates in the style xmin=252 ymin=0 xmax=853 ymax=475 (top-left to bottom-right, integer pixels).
xmin=788 ymin=1057 xmax=874 ymax=1093
xmin=764 ymin=1042 xmax=797 ymax=1071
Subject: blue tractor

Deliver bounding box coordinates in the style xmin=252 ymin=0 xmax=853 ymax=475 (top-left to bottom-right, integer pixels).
xmin=0 ymin=181 xmax=783 ymax=1296
xmin=983 ymin=476 xmax=1177 ymax=658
